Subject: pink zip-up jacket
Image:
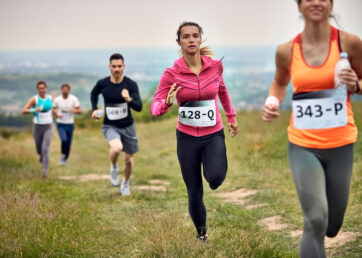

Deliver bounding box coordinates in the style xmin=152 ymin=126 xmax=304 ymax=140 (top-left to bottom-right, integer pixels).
xmin=151 ymin=55 xmax=236 ymax=137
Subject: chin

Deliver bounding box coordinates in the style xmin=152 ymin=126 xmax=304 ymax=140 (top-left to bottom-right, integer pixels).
xmin=185 ymin=49 xmax=199 ymax=55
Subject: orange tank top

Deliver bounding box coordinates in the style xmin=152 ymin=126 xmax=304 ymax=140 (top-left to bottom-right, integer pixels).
xmin=288 ymin=26 xmax=357 ymax=149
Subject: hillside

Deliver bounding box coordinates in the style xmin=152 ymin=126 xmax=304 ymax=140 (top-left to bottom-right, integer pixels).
xmin=0 ymin=104 xmax=361 ymax=257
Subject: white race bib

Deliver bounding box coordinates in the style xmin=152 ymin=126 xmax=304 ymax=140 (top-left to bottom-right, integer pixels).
xmin=61 ymin=110 xmax=73 ymax=121
xmin=106 ymin=103 xmax=128 ymax=120
xmin=37 ymin=110 xmax=53 ymax=124
xmin=179 ymin=100 xmax=216 ymax=127
xmin=292 ymin=87 xmax=347 ymax=130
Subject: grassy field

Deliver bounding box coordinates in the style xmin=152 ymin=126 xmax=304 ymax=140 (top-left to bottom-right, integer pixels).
xmin=0 ymin=103 xmax=361 ymax=257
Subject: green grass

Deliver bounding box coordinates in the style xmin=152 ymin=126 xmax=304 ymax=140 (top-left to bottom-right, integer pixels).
xmin=0 ymin=103 xmax=361 ymax=257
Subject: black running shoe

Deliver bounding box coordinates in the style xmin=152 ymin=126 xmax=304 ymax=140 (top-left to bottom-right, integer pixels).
xmin=196 ymin=234 xmax=208 ymax=243
xmin=196 ymin=226 xmax=208 ymax=243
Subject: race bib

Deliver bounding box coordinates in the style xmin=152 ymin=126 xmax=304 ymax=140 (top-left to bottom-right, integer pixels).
xmin=179 ymin=100 xmax=216 ymax=127
xmin=106 ymin=103 xmax=128 ymax=120
xmin=61 ymin=110 xmax=73 ymax=120
xmin=38 ymin=110 xmax=52 ymax=124
xmin=292 ymin=87 xmax=347 ymax=130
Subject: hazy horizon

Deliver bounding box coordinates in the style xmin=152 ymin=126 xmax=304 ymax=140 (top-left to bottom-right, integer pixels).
xmin=0 ymin=0 xmax=361 ymax=51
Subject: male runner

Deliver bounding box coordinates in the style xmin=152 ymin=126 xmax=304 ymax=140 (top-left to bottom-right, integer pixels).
xmin=90 ymin=53 xmax=142 ymax=195
xmin=53 ymin=83 xmax=82 ymax=166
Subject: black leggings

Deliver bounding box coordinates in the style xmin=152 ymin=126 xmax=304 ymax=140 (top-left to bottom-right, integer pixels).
xmin=177 ymin=129 xmax=228 ymax=235
xmin=288 ymin=142 xmax=354 ymax=258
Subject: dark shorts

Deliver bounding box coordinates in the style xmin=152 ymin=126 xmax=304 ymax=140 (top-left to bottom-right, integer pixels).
xmin=101 ymin=123 xmax=139 ymax=154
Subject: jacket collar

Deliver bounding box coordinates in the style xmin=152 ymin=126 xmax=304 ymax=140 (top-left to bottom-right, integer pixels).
xmin=172 ymin=55 xmax=214 ymax=74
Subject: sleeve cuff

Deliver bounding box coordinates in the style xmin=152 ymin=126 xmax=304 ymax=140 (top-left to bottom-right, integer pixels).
xmin=161 ymin=100 xmax=173 ymax=111
xmin=227 ymin=115 xmax=236 ymax=123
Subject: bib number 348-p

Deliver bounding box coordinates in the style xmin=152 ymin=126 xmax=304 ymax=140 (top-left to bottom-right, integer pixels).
xmin=292 ymin=87 xmax=347 ymax=130
xmin=106 ymin=103 xmax=128 ymax=120
xmin=179 ymin=100 xmax=216 ymax=127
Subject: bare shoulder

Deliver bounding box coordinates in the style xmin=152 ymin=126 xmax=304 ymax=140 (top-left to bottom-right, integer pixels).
xmin=275 ymin=40 xmax=293 ymax=69
xmin=340 ymin=30 xmax=362 ymax=55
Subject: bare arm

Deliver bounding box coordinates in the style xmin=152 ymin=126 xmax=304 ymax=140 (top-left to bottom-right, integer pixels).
xmin=340 ymin=31 xmax=362 ymax=95
xmin=73 ymin=106 xmax=82 ymax=114
xmin=262 ymin=41 xmax=292 ymax=122
xmin=22 ymin=97 xmax=37 ymax=114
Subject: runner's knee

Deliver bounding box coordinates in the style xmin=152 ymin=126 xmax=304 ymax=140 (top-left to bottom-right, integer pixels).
xmin=110 ymin=145 xmax=122 ymax=155
xmin=208 ymin=175 xmax=225 ymax=190
xmin=124 ymin=156 xmax=133 ymax=167
xmin=326 ymin=219 xmax=343 ymax=238
xmin=305 ymin=212 xmax=328 ymax=235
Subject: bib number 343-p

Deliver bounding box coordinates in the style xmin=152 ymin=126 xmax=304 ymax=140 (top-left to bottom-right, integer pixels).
xmin=292 ymin=87 xmax=347 ymax=130
xmin=179 ymin=100 xmax=216 ymax=127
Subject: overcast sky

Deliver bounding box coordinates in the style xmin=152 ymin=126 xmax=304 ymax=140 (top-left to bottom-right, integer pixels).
xmin=0 ymin=0 xmax=361 ymax=50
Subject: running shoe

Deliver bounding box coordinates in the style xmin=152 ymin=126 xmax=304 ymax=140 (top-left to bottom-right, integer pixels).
xmin=196 ymin=234 xmax=208 ymax=243
xmin=59 ymin=154 xmax=67 ymax=166
xmin=196 ymin=227 xmax=208 ymax=243
xmin=110 ymin=164 xmax=120 ymax=186
xmin=120 ymin=184 xmax=130 ymax=196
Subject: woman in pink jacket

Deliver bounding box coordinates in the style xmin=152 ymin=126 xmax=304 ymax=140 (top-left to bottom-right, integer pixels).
xmin=151 ymin=21 xmax=238 ymax=242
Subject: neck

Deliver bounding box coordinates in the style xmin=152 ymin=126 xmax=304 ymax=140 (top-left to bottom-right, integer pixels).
xmin=302 ymin=20 xmax=331 ymax=44
xmin=110 ymin=75 xmax=124 ymax=84
xmin=39 ymin=93 xmax=46 ymax=98
xmin=183 ymin=51 xmax=202 ymax=69
xmin=62 ymin=94 xmax=69 ymax=99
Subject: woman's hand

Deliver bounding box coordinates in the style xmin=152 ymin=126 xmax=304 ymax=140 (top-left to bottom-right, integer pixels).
xmin=34 ymin=107 xmax=42 ymax=112
xmin=227 ymin=121 xmax=239 ymax=137
xmin=338 ymin=68 xmax=359 ymax=93
xmin=262 ymin=96 xmax=280 ymax=122
xmin=165 ymin=83 xmax=181 ymax=106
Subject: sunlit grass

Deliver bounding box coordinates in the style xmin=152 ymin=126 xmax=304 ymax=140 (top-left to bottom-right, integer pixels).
xmin=0 ymin=103 xmax=361 ymax=257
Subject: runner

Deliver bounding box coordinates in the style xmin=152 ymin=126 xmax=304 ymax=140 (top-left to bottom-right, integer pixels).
xmin=151 ymin=22 xmax=238 ymax=242
xmin=262 ymin=1 xmax=362 ymax=257
xmin=90 ymin=53 xmax=142 ymax=195
xmin=22 ymin=80 xmax=54 ymax=178
xmin=53 ymin=83 xmax=82 ymax=166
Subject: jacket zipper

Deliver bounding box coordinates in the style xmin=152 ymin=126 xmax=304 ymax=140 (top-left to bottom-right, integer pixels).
xmin=197 ymin=75 xmax=200 ymax=136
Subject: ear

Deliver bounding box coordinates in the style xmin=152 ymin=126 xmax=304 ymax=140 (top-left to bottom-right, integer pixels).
xmin=330 ymin=1 xmax=334 ymax=12
xmin=297 ymin=3 xmax=302 ymax=13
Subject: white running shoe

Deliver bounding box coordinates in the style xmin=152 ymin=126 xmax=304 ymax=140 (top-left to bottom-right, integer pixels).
xmin=120 ymin=184 xmax=130 ymax=196
xmin=59 ymin=154 xmax=67 ymax=166
xmin=110 ymin=164 xmax=120 ymax=186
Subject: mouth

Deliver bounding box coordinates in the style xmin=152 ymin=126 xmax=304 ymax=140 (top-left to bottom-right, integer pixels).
xmin=310 ymin=9 xmax=322 ymax=15
xmin=188 ymin=45 xmax=196 ymax=49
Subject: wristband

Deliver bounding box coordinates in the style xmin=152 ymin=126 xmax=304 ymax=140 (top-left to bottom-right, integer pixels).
xmin=30 ymin=107 xmax=36 ymax=113
xmin=265 ymin=96 xmax=280 ymax=108
xmin=356 ymin=79 xmax=361 ymax=93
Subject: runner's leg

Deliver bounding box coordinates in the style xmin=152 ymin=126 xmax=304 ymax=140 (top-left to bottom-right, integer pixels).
xmin=57 ymin=123 xmax=67 ymax=158
xmin=202 ymin=130 xmax=227 ymax=190
xmin=177 ymin=130 xmax=205 ymax=235
xmin=41 ymin=125 xmax=53 ymax=176
xmin=288 ymin=142 xmax=328 ymax=258
xmin=64 ymin=124 xmax=74 ymax=160
xmin=324 ymin=144 xmax=354 ymax=237
xmin=123 ymin=152 xmax=133 ymax=181
xmin=109 ymin=139 xmax=123 ymax=166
